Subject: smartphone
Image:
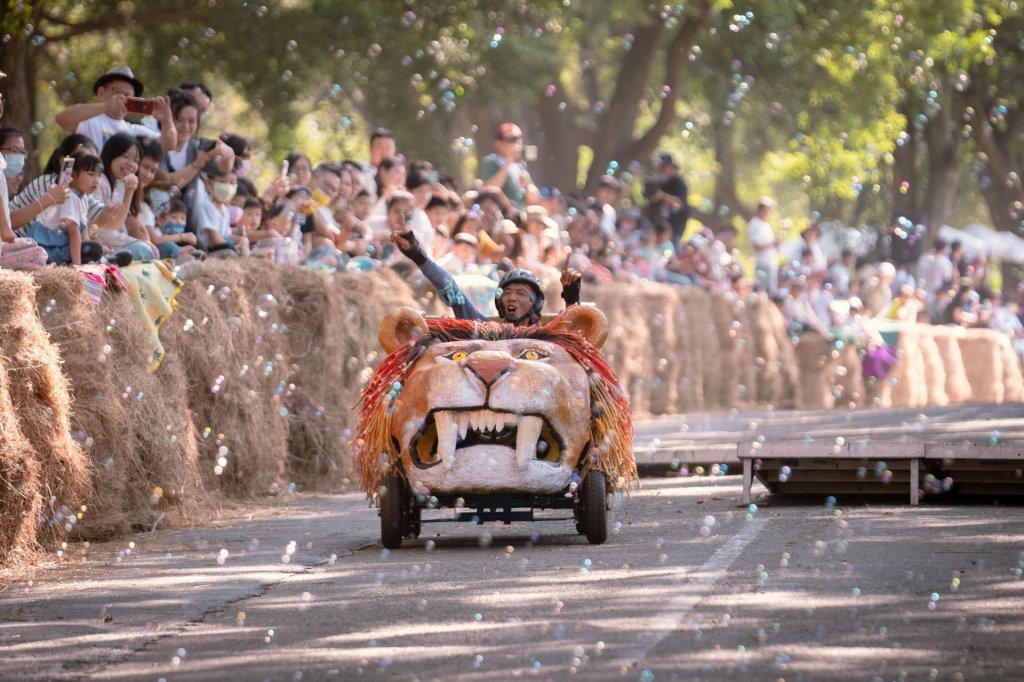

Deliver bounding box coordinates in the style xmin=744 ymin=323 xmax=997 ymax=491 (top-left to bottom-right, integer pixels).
xmin=197 ymin=138 xmax=217 ymax=153
xmin=524 ymin=144 xmax=538 ymax=162
xmin=110 ymin=179 xmax=126 ymax=205
xmin=125 ymin=97 xmax=155 ymax=116
xmin=59 ymin=156 xmax=75 ymax=188
xmin=280 ymin=159 xmax=290 ymax=177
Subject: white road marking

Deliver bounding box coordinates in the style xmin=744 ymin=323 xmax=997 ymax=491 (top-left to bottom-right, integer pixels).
xmin=613 ymin=517 xmax=768 ymax=665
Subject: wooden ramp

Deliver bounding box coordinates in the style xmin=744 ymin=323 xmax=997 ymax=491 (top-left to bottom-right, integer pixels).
xmin=739 ymin=441 xmax=1024 ymax=505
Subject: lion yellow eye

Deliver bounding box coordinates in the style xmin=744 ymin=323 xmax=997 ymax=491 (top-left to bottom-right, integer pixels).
xmin=520 ymin=349 xmax=545 ymax=361
xmin=448 ymin=350 xmax=468 ymax=362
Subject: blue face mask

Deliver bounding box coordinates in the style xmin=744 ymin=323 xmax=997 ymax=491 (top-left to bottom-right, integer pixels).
xmin=3 ymin=153 xmax=25 ymax=177
xmin=163 ymin=221 xmax=186 ymax=235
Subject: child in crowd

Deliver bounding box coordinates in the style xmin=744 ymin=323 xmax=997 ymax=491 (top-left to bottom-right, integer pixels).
xmin=28 ymin=151 xmax=105 ymax=265
xmin=147 ymin=198 xmax=198 ymax=260
xmin=196 ymin=168 xmax=239 ymax=256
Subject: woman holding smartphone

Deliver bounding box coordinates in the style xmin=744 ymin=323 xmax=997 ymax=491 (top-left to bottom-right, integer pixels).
xmin=162 ymin=89 xmax=233 ymax=234
xmin=8 ymin=134 xmax=130 ymax=236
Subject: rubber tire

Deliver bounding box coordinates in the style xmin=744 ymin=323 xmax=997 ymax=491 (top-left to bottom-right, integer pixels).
xmin=578 ymin=471 xmax=608 ymax=545
xmin=408 ymin=503 xmax=422 ymax=538
xmin=380 ymin=475 xmax=407 ymax=549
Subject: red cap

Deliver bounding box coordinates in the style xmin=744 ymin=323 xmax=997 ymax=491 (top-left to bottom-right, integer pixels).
xmin=497 ymin=122 xmax=523 ymax=141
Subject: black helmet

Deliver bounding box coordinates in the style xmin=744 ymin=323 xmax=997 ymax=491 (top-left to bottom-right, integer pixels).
xmin=495 ymin=268 xmax=544 ymax=322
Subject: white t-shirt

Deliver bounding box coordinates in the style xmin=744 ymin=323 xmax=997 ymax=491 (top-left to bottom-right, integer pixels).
xmin=36 ymin=190 xmax=90 ymax=231
xmin=76 ymin=113 xmax=160 ymax=153
xmin=167 ymin=146 xmax=189 ymax=173
xmin=748 ymin=216 xmax=776 ymax=256
xmin=196 ymin=199 xmax=231 ymax=249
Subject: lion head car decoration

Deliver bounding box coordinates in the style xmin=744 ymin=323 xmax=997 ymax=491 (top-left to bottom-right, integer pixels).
xmin=354 ymin=306 xmax=636 ymax=533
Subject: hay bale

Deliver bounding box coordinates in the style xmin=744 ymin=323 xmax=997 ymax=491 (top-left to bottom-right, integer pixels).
xmin=281 ymin=267 xmax=417 ymax=489
xmin=102 ymin=292 xmax=208 ymax=526
xmin=890 ymin=324 xmax=929 ymax=407
xmin=958 ymin=328 xmax=1004 ymax=403
xmin=998 ymin=334 xmax=1024 ymax=403
xmin=916 ymin=326 xmax=948 ymax=406
xmin=640 ymin=285 xmax=678 ymax=415
xmin=674 ymin=286 xmax=714 ymax=412
xmin=750 ymin=296 xmax=799 ymax=408
xmin=588 ymin=284 xmax=650 ymax=415
xmin=932 ymin=325 xmax=971 ymax=403
xmin=831 ymin=342 xmax=865 ymax=409
xmin=794 ymin=332 xmax=835 ymax=410
xmin=705 ymin=289 xmax=754 ymax=409
xmin=31 ymin=269 xmax=133 ymax=538
xmin=0 ymin=270 xmax=91 ymax=548
xmin=0 ymin=353 xmax=41 ymax=566
xmin=168 ymin=260 xmax=289 ymax=497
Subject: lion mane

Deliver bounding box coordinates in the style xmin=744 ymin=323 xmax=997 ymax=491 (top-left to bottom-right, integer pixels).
xmin=354 ymin=312 xmax=636 ymax=498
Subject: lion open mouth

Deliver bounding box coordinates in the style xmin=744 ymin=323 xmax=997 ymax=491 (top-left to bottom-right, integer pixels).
xmin=412 ymin=409 xmax=564 ymax=470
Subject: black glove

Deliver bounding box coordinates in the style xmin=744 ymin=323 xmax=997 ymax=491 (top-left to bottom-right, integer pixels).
xmin=395 ymin=230 xmax=428 ymax=265
xmin=561 ymin=278 xmax=581 ymax=307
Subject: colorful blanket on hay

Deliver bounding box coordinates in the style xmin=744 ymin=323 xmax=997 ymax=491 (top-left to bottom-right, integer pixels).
xmin=75 ymin=261 xmax=183 ymax=372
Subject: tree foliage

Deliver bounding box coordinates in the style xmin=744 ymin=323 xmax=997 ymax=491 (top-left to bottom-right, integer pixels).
xmin=1 ymin=0 xmax=1022 ymax=235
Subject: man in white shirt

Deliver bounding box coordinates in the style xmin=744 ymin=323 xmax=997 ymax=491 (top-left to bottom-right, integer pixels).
xmin=748 ymin=196 xmax=779 ymax=295
xmin=55 ymin=66 xmax=175 ymax=153
xmin=360 ymin=127 xmax=396 ymax=196
xmin=917 ymin=239 xmax=954 ymax=313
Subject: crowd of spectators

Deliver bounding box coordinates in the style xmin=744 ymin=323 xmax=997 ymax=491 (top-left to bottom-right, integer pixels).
xmin=1 ymin=66 xmax=1022 ymax=362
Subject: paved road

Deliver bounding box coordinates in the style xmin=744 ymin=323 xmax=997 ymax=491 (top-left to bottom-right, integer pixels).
xmin=2 ymin=405 xmax=1023 ymax=681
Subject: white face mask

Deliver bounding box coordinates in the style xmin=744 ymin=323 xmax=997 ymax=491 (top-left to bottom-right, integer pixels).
xmin=2 ymin=153 xmax=25 ymax=177
xmin=212 ymin=181 xmax=237 ymax=203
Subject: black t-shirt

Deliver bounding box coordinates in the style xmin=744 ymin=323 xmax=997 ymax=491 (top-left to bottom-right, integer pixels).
xmin=660 ymin=175 xmax=689 ymax=230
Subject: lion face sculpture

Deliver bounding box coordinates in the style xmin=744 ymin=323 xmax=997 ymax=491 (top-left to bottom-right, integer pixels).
xmin=355 ymin=306 xmax=635 ymax=498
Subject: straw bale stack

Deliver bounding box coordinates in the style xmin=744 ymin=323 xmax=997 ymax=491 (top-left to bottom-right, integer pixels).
xmin=931 ymin=325 xmax=971 ymax=403
xmin=102 ymin=292 xmax=208 ymax=526
xmin=831 ymin=342 xmax=865 ymax=409
xmin=31 ymin=269 xmax=133 ymax=538
xmin=958 ymin=328 xmax=1005 ymax=403
xmin=0 ymin=352 xmax=41 ymax=566
xmin=168 ymin=260 xmax=289 ymax=497
xmin=794 ymin=332 xmax=835 ymax=410
xmin=587 ymin=284 xmax=650 ymax=415
xmin=998 ymin=334 xmax=1024 ymax=403
xmin=641 ymin=284 xmax=679 ymax=414
xmin=0 ymin=270 xmax=91 ymax=549
xmin=916 ymin=327 xmax=949 ymax=406
xmin=673 ymin=286 xmax=712 ymax=412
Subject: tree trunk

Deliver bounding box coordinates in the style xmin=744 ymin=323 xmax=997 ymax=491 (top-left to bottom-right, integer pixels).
xmin=584 ymin=1 xmax=712 ymax=193
xmin=709 ymin=116 xmax=748 ymax=226
xmin=921 ymin=89 xmax=963 ymax=243
xmin=533 ymin=86 xmax=581 ymax=192
xmin=1 ymin=36 xmax=41 ymax=176
xmin=891 ymin=102 xmax=919 ymax=218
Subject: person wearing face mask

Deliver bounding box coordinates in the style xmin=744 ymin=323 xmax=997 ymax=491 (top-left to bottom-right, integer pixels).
xmin=0 ymin=119 xmax=17 ymax=244
xmin=0 ymin=127 xmax=26 ymax=200
xmin=147 ymin=198 xmax=198 ymax=261
xmin=196 ymin=168 xmax=239 ymax=255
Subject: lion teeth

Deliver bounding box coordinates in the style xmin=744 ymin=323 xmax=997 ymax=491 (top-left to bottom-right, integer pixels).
xmin=435 ymin=412 xmax=458 ymax=470
xmin=515 ymin=416 xmax=543 ymax=469
xmin=457 ymin=413 xmax=469 ymax=441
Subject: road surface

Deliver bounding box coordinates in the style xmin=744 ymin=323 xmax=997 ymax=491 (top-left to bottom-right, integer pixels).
xmin=2 ymin=405 xmax=1023 ymax=681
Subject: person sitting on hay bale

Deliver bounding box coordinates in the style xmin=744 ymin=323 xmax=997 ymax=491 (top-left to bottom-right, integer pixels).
xmin=386 ymin=190 xmax=581 ymax=326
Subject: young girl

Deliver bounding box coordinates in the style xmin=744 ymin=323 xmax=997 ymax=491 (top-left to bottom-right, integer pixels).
xmin=28 ymin=151 xmax=105 ymax=265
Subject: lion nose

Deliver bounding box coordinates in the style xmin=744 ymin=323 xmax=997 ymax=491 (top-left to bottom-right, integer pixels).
xmin=467 ymin=354 xmax=515 ymax=387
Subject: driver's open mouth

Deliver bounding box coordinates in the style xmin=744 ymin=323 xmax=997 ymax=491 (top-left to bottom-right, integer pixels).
xmin=411 ymin=409 xmax=563 ymax=469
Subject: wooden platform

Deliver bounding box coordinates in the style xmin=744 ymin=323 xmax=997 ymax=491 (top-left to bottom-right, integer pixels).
xmin=738 ymin=441 xmax=1024 ymax=505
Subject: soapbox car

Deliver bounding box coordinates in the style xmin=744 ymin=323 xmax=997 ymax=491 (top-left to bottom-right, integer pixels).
xmin=355 ymin=305 xmax=636 ymax=549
